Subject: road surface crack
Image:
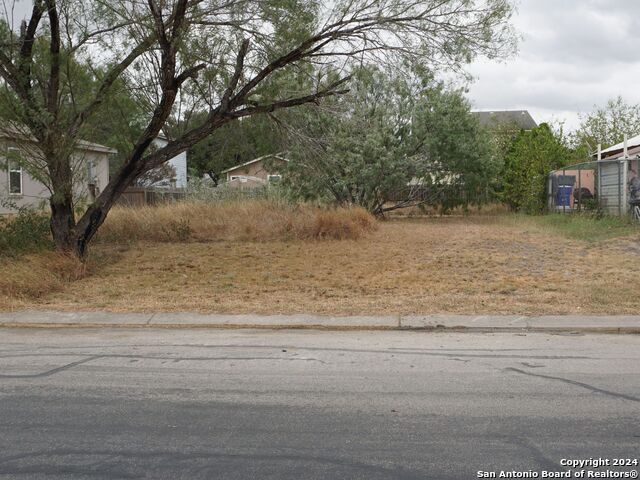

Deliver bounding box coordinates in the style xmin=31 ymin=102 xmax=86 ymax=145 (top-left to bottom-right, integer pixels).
xmin=0 ymin=355 xmax=103 ymax=379
xmin=505 ymin=367 xmax=640 ymax=403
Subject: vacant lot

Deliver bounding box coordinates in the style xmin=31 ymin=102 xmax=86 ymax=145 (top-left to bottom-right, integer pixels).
xmin=3 ymin=215 xmax=639 ymax=315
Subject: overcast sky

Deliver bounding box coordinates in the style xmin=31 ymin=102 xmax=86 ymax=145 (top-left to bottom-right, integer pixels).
xmin=466 ymin=0 xmax=640 ymax=130
xmin=5 ymin=0 xmax=638 ymax=131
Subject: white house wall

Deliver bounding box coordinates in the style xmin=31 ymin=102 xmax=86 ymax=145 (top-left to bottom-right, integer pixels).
xmin=168 ymin=151 xmax=187 ymax=188
xmin=0 ymin=146 xmax=110 ymax=215
xmin=152 ymin=137 xmax=188 ymax=188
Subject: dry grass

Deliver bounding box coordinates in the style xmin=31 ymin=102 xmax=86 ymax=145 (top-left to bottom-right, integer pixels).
xmin=98 ymin=200 xmax=376 ymax=243
xmin=0 ymin=252 xmax=83 ymax=306
xmin=387 ymin=203 xmax=510 ymax=218
xmin=7 ymin=215 xmax=640 ymax=315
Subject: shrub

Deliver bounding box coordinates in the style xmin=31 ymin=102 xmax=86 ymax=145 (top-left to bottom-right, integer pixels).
xmin=98 ymin=200 xmax=377 ymax=243
xmin=0 ymin=208 xmax=52 ymax=257
xmin=500 ymin=124 xmax=573 ymax=214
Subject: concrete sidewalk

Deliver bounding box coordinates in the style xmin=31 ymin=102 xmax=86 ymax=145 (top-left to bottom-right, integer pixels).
xmin=1 ymin=311 xmax=639 ymax=333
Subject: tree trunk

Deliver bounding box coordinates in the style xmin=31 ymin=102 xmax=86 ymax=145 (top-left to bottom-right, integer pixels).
xmin=48 ymin=155 xmax=77 ymax=253
xmin=72 ymin=202 xmax=109 ymax=259
xmin=50 ymin=196 xmax=76 ymax=251
xmin=71 ymin=152 xmax=149 ymax=259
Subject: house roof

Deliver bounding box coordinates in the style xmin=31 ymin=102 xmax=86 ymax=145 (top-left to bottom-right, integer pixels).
xmin=221 ymin=153 xmax=289 ymax=174
xmin=472 ymin=110 xmax=538 ymax=131
xmin=599 ymin=133 xmax=640 ymax=157
xmin=76 ymin=140 xmax=118 ymax=155
xmin=600 ymin=144 xmax=640 ymax=160
xmin=0 ymin=123 xmax=117 ymax=155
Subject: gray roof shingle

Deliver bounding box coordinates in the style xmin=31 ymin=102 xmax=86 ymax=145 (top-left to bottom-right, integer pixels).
xmin=472 ymin=110 xmax=538 ymax=131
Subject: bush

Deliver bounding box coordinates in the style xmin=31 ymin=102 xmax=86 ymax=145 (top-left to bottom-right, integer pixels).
xmin=98 ymin=200 xmax=377 ymax=243
xmin=0 ymin=208 xmax=52 ymax=257
xmin=500 ymin=124 xmax=573 ymax=214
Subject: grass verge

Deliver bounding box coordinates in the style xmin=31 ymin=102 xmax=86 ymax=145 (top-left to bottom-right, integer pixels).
xmin=501 ymin=213 xmax=639 ymax=242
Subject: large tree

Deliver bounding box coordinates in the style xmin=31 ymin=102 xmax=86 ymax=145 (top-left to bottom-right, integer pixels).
xmin=575 ymin=96 xmax=640 ymax=152
xmin=0 ymin=0 xmax=515 ymax=257
xmin=279 ymin=67 xmax=497 ymax=215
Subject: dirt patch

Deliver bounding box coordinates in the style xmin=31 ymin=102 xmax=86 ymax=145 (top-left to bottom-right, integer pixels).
xmin=9 ymin=216 xmax=639 ymax=315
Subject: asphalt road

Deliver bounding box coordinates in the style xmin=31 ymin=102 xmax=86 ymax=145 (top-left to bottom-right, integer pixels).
xmin=0 ymin=329 xmax=638 ymax=479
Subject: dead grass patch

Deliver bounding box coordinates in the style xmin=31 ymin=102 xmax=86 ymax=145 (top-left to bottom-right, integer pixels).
xmin=386 ymin=203 xmax=510 ymax=218
xmin=16 ymin=216 xmax=640 ymax=315
xmin=0 ymin=252 xmax=84 ymax=307
xmin=98 ymin=200 xmax=376 ymax=243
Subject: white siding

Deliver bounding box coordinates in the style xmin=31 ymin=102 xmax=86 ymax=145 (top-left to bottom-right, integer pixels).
xmin=0 ymin=145 xmax=111 ymax=215
xmin=152 ymin=137 xmax=188 ymax=188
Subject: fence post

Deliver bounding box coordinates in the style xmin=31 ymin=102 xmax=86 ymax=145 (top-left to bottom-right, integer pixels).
xmin=618 ymin=161 xmax=622 ymax=217
xmin=577 ymin=167 xmax=582 ymax=212
xmin=597 ymin=144 xmax=602 ymax=210
xmin=622 ymin=161 xmax=629 ymax=216
xmin=562 ymin=169 xmax=566 ymax=214
xmin=622 ymin=134 xmax=629 ymax=215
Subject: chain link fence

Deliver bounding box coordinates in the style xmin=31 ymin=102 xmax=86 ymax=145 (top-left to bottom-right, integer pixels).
xmin=548 ymin=157 xmax=640 ymax=218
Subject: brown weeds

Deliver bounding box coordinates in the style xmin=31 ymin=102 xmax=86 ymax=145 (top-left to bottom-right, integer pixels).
xmin=98 ymin=200 xmax=377 ymax=243
xmin=27 ymin=217 xmax=640 ymax=315
xmin=0 ymin=252 xmax=83 ymax=302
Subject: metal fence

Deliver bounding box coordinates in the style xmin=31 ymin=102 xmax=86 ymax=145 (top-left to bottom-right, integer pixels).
xmin=548 ymin=157 xmax=640 ymax=217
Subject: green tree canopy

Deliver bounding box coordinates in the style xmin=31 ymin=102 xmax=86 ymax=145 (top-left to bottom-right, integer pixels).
xmin=501 ymin=123 xmax=572 ymax=214
xmin=575 ymin=96 xmax=640 ymax=152
xmin=279 ymin=67 xmax=497 ymax=215
xmin=0 ymin=0 xmax=516 ymax=257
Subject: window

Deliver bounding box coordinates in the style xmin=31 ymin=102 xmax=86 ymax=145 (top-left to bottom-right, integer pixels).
xmin=7 ymin=148 xmax=23 ymax=195
xmin=267 ymin=174 xmax=282 ymax=184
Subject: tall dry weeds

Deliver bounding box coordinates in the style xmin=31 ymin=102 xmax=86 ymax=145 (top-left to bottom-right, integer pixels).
xmin=98 ymin=200 xmax=377 ymax=243
xmin=0 ymin=252 xmax=84 ymax=300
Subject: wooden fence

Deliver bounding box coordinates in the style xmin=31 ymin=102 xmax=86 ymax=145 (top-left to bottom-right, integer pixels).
xmin=115 ymin=187 xmax=187 ymax=207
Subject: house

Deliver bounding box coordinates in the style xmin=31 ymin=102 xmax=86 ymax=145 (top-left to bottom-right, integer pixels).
xmin=472 ymin=110 xmax=538 ymax=131
xmin=220 ymin=153 xmax=288 ymax=188
xmin=1 ymin=134 xmax=115 ymax=215
xmin=148 ymin=134 xmax=188 ymax=188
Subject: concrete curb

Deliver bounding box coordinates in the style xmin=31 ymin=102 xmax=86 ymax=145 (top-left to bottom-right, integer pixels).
xmin=0 ymin=311 xmax=639 ymax=334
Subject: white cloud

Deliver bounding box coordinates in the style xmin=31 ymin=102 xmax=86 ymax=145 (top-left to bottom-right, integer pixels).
xmin=466 ymin=0 xmax=640 ymax=131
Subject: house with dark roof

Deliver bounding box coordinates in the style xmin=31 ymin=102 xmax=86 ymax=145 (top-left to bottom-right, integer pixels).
xmin=472 ymin=110 xmax=538 ymax=131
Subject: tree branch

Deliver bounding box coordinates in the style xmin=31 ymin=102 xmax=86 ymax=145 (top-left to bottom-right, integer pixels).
xmin=141 ymin=75 xmax=352 ymax=171
xmin=45 ymin=0 xmax=61 ymax=116
xmin=70 ymin=35 xmax=155 ymax=136
xmin=219 ymin=38 xmax=249 ymax=112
